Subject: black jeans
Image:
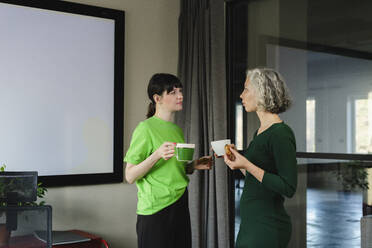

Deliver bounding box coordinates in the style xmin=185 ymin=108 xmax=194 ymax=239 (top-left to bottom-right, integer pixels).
xmin=136 ymin=189 xmax=191 ymax=248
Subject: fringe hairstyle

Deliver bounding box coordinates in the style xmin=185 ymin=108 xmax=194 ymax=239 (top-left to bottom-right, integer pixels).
xmin=146 ymin=73 xmax=183 ymax=118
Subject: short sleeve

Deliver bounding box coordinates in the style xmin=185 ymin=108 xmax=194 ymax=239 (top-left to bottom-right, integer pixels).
xmin=261 ymin=130 xmax=297 ymax=198
xmin=124 ymin=122 xmax=153 ymax=165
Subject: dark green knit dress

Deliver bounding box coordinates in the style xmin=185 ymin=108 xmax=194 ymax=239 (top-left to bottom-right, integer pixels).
xmin=236 ymin=122 xmax=297 ymax=248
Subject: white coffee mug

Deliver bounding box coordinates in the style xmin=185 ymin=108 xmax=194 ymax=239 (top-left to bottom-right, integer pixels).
xmin=211 ymin=139 xmax=231 ymax=156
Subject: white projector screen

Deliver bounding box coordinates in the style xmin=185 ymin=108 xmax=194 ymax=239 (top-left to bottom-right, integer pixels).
xmin=0 ymin=0 xmax=124 ymax=186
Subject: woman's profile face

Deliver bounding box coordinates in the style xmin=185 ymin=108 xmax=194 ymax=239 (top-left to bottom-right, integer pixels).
xmin=240 ymin=78 xmax=258 ymax=112
xmin=158 ymin=87 xmax=183 ymax=112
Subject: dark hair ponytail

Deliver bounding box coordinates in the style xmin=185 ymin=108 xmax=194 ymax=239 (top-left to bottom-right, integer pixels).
xmin=146 ymin=102 xmax=156 ymax=118
xmin=146 ymin=73 xmax=183 ymax=118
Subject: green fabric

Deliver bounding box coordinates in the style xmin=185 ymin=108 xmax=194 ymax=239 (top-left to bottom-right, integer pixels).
xmin=236 ymin=122 xmax=297 ymax=248
xmin=124 ymin=116 xmax=189 ymax=215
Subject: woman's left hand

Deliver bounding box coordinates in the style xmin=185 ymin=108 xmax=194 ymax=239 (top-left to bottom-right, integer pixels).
xmin=194 ymin=156 xmax=213 ymax=170
xmin=224 ymin=148 xmax=249 ymax=170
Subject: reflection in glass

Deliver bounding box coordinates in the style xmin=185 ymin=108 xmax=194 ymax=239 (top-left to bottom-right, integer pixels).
xmin=355 ymin=93 xmax=372 ymax=153
xmin=306 ymin=159 xmax=368 ymax=248
xmin=266 ymin=45 xmax=372 ymax=154
xmin=235 ymin=103 xmax=243 ymax=150
xmin=306 ymin=98 xmax=316 ymax=152
xmin=227 ymin=0 xmax=372 ymax=247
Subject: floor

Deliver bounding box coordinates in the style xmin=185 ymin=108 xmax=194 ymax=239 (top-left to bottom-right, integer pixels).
xmin=307 ymin=188 xmax=362 ymax=248
xmin=235 ymin=181 xmax=363 ymax=247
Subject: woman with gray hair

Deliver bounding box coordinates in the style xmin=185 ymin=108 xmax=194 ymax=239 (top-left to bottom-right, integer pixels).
xmin=223 ymin=68 xmax=297 ymax=247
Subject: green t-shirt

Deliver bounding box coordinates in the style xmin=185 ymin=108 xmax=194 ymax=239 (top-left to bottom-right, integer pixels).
xmin=124 ymin=116 xmax=189 ymax=215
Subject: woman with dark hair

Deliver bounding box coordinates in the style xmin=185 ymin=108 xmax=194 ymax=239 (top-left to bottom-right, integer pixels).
xmin=222 ymin=68 xmax=297 ymax=247
xmin=124 ymin=73 xmax=211 ymax=248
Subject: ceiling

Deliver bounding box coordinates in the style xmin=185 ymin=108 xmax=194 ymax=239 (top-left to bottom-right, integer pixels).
xmin=308 ymin=0 xmax=372 ymax=53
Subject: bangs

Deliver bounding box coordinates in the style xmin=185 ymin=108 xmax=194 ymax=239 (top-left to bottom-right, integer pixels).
xmin=165 ymin=80 xmax=183 ymax=93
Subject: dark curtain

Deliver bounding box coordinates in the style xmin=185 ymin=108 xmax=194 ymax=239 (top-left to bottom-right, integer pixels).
xmin=177 ymin=0 xmax=229 ymax=247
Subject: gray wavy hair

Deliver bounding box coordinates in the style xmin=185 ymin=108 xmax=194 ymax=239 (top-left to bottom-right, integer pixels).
xmin=246 ymin=68 xmax=292 ymax=114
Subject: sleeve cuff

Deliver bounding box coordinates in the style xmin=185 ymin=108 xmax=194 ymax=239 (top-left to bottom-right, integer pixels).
xmin=261 ymin=171 xmax=272 ymax=186
xmin=124 ymin=158 xmax=143 ymax=165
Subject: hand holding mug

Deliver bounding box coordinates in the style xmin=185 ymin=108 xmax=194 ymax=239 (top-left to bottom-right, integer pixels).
xmin=156 ymin=142 xmax=176 ymax=160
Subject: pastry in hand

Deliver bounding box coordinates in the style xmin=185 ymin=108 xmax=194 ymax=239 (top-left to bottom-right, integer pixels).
xmin=224 ymin=144 xmax=236 ymax=161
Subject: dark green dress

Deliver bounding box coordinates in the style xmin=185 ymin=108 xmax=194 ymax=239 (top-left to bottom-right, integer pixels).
xmin=236 ymin=122 xmax=297 ymax=248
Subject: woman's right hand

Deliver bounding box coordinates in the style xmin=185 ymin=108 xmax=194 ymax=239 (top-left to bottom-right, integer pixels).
xmin=155 ymin=142 xmax=176 ymax=160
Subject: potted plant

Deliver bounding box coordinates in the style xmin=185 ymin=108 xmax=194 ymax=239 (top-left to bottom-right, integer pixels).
xmin=336 ymin=161 xmax=370 ymax=192
xmin=0 ymin=163 xmax=48 ymax=245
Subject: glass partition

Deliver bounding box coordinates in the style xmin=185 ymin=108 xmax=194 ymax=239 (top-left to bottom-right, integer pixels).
xmin=227 ymin=0 xmax=372 ymax=156
xmin=227 ymin=0 xmax=372 ymax=247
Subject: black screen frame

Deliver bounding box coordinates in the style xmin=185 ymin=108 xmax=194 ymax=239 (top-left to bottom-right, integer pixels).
xmin=0 ymin=0 xmax=125 ymax=187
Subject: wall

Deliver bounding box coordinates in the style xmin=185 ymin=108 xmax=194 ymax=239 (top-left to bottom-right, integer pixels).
xmin=43 ymin=1 xmax=179 ymax=247
xmin=308 ymin=55 xmax=372 ymax=154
